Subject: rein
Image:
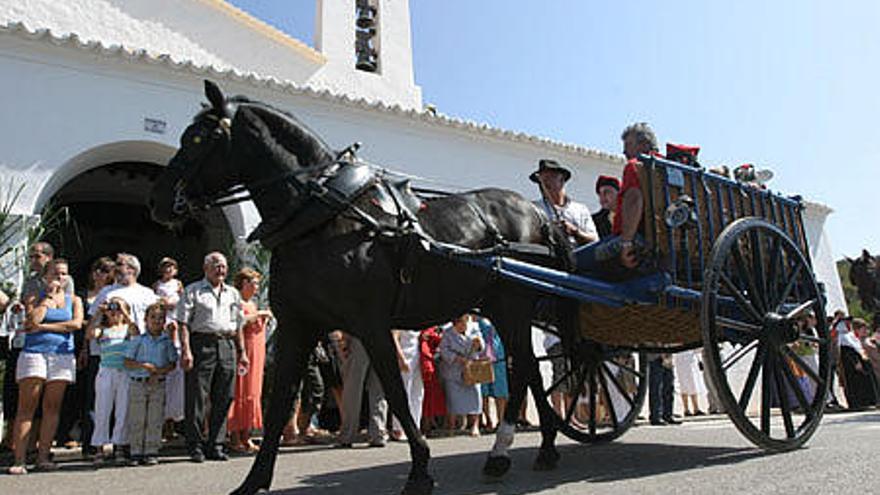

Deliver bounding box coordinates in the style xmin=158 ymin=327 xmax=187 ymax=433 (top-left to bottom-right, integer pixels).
xmin=184 ymin=143 xmax=366 ymax=211
xmin=184 ymin=163 xmax=332 ymax=211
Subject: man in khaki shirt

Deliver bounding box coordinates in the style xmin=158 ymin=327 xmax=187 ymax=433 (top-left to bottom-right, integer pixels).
xmin=178 ymin=252 xmax=248 ymax=462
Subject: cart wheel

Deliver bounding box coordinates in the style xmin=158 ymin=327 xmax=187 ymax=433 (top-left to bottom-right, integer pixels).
xmin=702 ymin=217 xmax=831 ymax=451
xmin=532 ymin=325 xmax=647 ymax=443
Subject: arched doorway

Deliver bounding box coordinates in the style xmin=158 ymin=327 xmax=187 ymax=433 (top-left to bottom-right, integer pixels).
xmin=41 ymin=161 xmax=234 ymax=287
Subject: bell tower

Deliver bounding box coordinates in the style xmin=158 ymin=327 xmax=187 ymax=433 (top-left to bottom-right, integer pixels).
xmin=311 ymin=0 xmax=422 ymax=110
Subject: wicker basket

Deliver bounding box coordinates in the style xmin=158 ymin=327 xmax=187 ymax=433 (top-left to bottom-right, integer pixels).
xmin=579 ymin=302 xmax=702 ymax=347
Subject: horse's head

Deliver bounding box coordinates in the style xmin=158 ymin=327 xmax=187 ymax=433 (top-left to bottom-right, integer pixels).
xmin=150 ymin=80 xmax=338 ymax=227
xmin=149 ymin=80 xmax=237 ymax=226
xmin=848 ymin=249 xmax=880 ymax=311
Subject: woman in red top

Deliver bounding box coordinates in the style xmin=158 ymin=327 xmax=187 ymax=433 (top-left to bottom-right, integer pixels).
xmin=419 ymin=326 xmax=446 ymax=435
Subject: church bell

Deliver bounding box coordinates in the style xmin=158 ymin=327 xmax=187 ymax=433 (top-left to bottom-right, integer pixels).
xmin=355 ymin=29 xmax=378 ymax=72
xmin=356 ymin=3 xmax=376 ymax=29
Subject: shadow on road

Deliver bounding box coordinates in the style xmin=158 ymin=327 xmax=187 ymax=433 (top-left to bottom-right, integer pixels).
xmin=822 ymin=410 xmax=880 ymax=425
xmin=267 ymin=441 xmax=767 ymax=494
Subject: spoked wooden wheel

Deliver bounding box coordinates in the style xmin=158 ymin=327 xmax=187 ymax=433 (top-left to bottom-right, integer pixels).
xmin=532 ymin=325 xmax=647 ymax=443
xmin=702 ymin=218 xmax=831 ymax=451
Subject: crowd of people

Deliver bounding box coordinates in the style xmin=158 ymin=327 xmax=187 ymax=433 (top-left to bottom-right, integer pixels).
xmin=0 ymin=122 xmax=876 ymax=477
xmin=0 ymin=242 xmax=521 ymax=474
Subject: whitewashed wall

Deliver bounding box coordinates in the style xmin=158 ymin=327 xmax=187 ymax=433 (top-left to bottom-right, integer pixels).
xmin=0 ymin=0 xmax=323 ymax=83
xmin=802 ymin=203 xmax=847 ymax=314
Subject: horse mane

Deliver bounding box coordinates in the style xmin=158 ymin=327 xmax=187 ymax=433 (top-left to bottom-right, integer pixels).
xmin=227 ymin=96 xmax=337 ymax=169
xmin=228 ymin=95 xmax=293 ymax=120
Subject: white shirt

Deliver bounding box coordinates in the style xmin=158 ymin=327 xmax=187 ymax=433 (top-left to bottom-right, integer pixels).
xmin=154 ymin=279 xmax=181 ymax=308
xmin=835 ymin=320 xmax=864 ymax=353
xmin=533 ymin=197 xmax=598 ymax=245
xmin=155 ymin=278 xmax=182 ymax=324
xmin=90 ymin=282 xmax=159 ymax=335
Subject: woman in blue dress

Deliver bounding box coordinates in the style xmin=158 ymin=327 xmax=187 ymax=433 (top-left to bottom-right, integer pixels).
xmin=477 ymin=317 xmax=508 ymax=432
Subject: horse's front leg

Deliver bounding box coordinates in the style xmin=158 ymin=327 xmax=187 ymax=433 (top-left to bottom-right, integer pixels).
xmin=483 ymin=299 xmax=561 ymax=477
xmin=482 ymin=352 xmax=524 ymax=478
xmin=231 ymin=322 xmax=316 ymax=495
xmin=482 ymin=300 xmax=534 ymax=478
xmin=487 ymin=331 xmax=560 ymax=473
xmin=361 ymin=325 xmax=433 ymax=495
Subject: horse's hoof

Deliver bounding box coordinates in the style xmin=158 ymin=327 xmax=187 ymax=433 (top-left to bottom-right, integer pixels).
xmin=400 ymin=474 xmax=434 ymax=495
xmin=230 ymin=478 xmax=270 ymax=495
xmin=482 ymin=455 xmax=511 ymax=478
xmin=532 ymin=448 xmax=560 ymax=471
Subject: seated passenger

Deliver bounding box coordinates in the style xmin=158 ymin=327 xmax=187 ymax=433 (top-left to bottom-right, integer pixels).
xmin=733 ymin=163 xmax=773 ymax=190
xmin=575 ymin=122 xmax=659 ymax=275
xmin=591 ymin=175 xmax=620 ymax=240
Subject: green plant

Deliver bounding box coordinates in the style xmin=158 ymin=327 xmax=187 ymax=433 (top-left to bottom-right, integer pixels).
xmin=28 ymin=200 xmax=81 ymax=254
xmin=226 ymin=239 xmax=272 ymax=306
xmin=837 ymin=259 xmax=874 ymax=325
xmin=0 ymin=178 xmax=26 ymax=259
xmin=0 ymin=178 xmax=81 ymax=300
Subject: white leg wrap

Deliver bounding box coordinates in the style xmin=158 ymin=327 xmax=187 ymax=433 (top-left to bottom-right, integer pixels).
xmin=490 ymin=420 xmax=516 ymax=457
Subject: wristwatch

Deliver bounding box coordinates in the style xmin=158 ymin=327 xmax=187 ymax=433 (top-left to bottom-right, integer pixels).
xmin=620 ymin=239 xmax=634 ymax=249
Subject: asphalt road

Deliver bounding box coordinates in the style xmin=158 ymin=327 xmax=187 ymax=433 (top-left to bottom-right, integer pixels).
xmin=2 ymin=410 xmax=877 ymax=494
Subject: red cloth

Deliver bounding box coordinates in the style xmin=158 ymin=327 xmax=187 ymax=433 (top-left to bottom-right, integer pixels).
xmin=612 ymin=159 xmax=643 ymax=235
xmin=227 ymin=301 xmax=266 ymax=432
xmin=612 ymin=150 xmax=664 ymax=235
xmin=665 ymin=143 xmax=700 ymax=163
xmin=419 ymin=327 xmax=446 ymax=418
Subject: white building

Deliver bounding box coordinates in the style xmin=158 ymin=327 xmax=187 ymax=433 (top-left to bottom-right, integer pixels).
xmin=0 ymin=0 xmax=845 ymax=314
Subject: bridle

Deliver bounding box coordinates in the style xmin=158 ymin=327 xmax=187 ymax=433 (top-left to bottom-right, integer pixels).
xmin=168 ymin=112 xmax=332 ymax=215
xmin=169 ymin=123 xmax=386 ymax=231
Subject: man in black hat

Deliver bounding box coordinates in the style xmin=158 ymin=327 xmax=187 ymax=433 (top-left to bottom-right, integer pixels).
xmin=530 ymin=159 xmax=597 ymax=247
xmin=530 ymin=159 xmax=596 ymax=422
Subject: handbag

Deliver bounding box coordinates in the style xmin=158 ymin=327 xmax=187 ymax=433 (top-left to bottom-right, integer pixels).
xmin=462 ymin=358 xmax=494 ymax=386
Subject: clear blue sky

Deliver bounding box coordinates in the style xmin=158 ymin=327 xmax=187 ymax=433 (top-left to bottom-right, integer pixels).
xmin=228 ymin=0 xmax=878 ymax=260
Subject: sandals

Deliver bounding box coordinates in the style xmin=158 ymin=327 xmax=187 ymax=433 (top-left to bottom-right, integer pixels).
xmin=7 ymin=465 xmax=27 ymax=475
xmin=227 ymin=442 xmax=259 ymax=454
xmin=228 ymin=443 xmax=249 ymax=454
xmin=279 ymin=437 xmax=299 ymax=447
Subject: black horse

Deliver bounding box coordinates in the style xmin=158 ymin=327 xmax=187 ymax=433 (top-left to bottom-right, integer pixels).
xmin=149 ymin=81 xmax=574 ymax=495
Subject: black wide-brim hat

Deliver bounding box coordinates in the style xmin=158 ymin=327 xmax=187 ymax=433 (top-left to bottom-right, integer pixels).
xmin=529 ymin=159 xmax=572 ymax=183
